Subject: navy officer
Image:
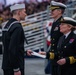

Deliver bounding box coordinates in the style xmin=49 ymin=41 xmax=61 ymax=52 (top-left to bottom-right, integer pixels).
xmin=47 ymin=17 xmax=76 ymax=75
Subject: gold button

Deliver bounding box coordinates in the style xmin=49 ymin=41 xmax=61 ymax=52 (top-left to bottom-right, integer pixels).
xmin=52 ymin=50 xmax=54 ymax=51
xmin=53 ymin=44 xmax=54 ymax=46
xmin=64 ymin=46 xmax=66 ymax=48
xmin=61 ymin=57 xmax=63 ymax=58
xmin=53 ymin=39 xmax=55 ymax=40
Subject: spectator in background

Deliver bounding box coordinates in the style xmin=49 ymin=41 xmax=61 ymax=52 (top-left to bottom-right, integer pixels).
xmin=2 ymin=3 xmax=27 ymax=75
xmin=55 ymin=0 xmax=68 ymax=3
xmin=25 ymin=1 xmax=50 ymax=15
xmin=0 ymin=6 xmax=12 ymax=28
xmin=0 ymin=10 xmax=6 ymax=23
xmin=0 ymin=11 xmax=3 ymax=25
xmin=0 ymin=6 xmax=12 ymax=22
xmin=2 ymin=6 xmax=11 ymax=20
xmin=26 ymin=3 xmax=35 ymax=15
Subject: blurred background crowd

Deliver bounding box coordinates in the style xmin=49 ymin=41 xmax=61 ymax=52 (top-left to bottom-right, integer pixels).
xmin=0 ymin=0 xmax=76 ymax=27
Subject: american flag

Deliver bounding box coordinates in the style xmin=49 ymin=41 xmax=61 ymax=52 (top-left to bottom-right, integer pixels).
xmin=44 ymin=20 xmax=53 ymax=46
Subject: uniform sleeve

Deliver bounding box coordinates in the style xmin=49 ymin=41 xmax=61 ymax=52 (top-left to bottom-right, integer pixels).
xmin=46 ymin=51 xmax=58 ymax=59
xmin=66 ymin=56 xmax=76 ymax=64
xmin=66 ymin=39 xmax=76 ymax=64
xmin=8 ymin=27 xmax=23 ymax=69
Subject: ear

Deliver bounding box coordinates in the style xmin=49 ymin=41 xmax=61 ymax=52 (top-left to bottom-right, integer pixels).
xmin=68 ymin=24 xmax=72 ymax=30
xmin=58 ymin=9 xmax=62 ymax=14
xmin=69 ymin=26 xmax=72 ymax=30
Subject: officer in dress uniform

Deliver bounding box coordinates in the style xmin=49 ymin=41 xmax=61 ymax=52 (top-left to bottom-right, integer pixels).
xmin=57 ymin=17 xmax=76 ymax=75
xmin=2 ymin=3 xmax=27 ymax=75
xmin=46 ymin=1 xmax=67 ymax=75
xmin=47 ymin=17 xmax=76 ymax=75
xmin=26 ymin=1 xmax=67 ymax=75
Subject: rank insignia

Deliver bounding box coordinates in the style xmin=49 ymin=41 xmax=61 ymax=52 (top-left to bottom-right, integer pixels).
xmin=54 ymin=27 xmax=58 ymax=31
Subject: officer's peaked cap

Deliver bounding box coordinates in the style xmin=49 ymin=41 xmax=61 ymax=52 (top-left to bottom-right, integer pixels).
xmin=60 ymin=17 xmax=76 ymax=26
xmin=50 ymin=1 xmax=67 ymax=10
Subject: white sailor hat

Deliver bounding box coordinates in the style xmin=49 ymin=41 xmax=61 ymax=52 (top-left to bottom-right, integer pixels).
xmin=60 ymin=17 xmax=76 ymax=26
xmin=50 ymin=1 xmax=67 ymax=10
xmin=10 ymin=3 xmax=25 ymax=12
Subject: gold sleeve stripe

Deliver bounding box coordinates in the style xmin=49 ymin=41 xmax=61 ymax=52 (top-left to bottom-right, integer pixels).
xmin=50 ymin=52 xmax=54 ymax=59
xmin=69 ymin=56 xmax=76 ymax=64
xmin=49 ymin=6 xmax=60 ymax=10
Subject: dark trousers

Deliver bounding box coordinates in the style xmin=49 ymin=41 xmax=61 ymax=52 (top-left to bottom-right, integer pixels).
xmin=44 ymin=60 xmax=52 ymax=74
xmin=51 ymin=65 xmax=60 ymax=75
xmin=3 ymin=69 xmax=24 ymax=75
xmin=51 ymin=60 xmax=60 ymax=75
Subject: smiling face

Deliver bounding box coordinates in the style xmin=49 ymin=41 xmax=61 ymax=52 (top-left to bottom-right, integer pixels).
xmin=60 ymin=23 xmax=72 ymax=34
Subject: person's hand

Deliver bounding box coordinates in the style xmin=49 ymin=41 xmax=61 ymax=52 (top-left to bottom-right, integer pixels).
xmin=57 ymin=58 xmax=66 ymax=65
xmin=38 ymin=51 xmax=46 ymax=55
xmin=27 ymin=50 xmax=33 ymax=56
xmin=14 ymin=70 xmax=21 ymax=75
